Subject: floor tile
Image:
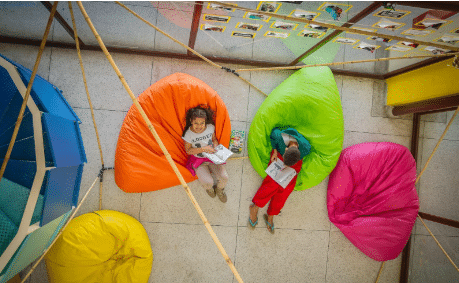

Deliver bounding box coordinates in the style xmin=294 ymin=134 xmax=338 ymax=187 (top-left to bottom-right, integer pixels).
xmin=154 ymin=5 xmax=191 ymax=54
xmin=100 ymin=171 xmax=141 ymax=220
xmin=247 ymin=69 xmax=293 ymax=122
xmin=326 ymin=231 xmax=402 ymax=283
xmin=341 ymin=77 xmax=412 ymax=136
xmin=48 ymin=48 xmax=153 ymax=111
xmin=423 ymin=116 xmax=459 ymax=141
xmin=334 ymin=75 xmax=344 ymax=101
xmin=0 ymin=43 xmax=52 ymax=80
xmin=28 ymin=259 xmax=48 ymax=283
xmin=144 ymin=223 xmax=237 ymax=283
xmin=415 ymin=139 xmax=459 ymax=237
xmin=409 ymin=234 xmax=459 ymax=283
xmin=0 ymin=2 xmax=53 ymax=44
xmin=343 ymin=130 xmax=411 ymax=149
xmin=235 ymin=228 xmax=329 ymax=283
xmin=140 ymin=159 xmax=243 ymax=227
xmin=238 ymin=159 xmax=331 ymax=231
xmin=53 ymin=2 xmax=159 ymax=50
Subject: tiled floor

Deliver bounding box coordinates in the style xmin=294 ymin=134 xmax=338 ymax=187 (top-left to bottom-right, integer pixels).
xmin=1 ymin=42 xmax=458 ymax=283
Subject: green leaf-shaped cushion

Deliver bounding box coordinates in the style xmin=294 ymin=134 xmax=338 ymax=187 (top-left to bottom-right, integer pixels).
xmin=248 ymin=66 xmax=344 ymax=190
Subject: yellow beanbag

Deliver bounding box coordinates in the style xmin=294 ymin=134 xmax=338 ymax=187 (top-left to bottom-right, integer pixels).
xmin=45 ymin=210 xmax=153 ymax=283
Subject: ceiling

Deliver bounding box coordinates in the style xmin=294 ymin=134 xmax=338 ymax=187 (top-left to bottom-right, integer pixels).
xmin=1 ymin=1 xmax=459 ymax=77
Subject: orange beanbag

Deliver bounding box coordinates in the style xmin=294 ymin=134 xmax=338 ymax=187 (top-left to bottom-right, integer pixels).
xmin=115 ymin=73 xmax=231 ymax=193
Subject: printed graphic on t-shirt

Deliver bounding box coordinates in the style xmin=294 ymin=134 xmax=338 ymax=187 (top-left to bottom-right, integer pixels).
xmin=183 ymin=124 xmax=215 ymax=158
xmin=195 ymin=139 xmax=213 ymax=157
xmin=189 ymin=132 xmax=214 ymax=143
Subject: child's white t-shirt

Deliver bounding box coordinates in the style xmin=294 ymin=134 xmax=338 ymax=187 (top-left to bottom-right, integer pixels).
xmin=183 ymin=124 xmax=215 ymax=158
xmin=281 ymin=132 xmax=297 ymax=146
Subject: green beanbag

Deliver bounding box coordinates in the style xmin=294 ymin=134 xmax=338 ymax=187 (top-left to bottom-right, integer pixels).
xmin=248 ymin=66 xmax=344 ymax=190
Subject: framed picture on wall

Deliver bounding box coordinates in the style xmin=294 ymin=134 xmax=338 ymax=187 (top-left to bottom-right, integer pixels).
xmin=420 ymin=46 xmax=451 ymax=54
xmin=244 ymin=12 xmax=271 ymax=22
xmin=231 ymin=31 xmax=256 ymax=39
xmin=207 ymin=3 xmax=237 ymax=12
xmin=332 ymin=37 xmax=359 ymax=45
xmin=264 ymin=31 xmax=290 ymax=38
xmin=398 ymin=41 xmax=419 ymax=48
xmin=318 ymin=2 xmax=352 ymax=21
xmin=372 ymin=20 xmax=405 ymax=30
xmin=353 ymin=42 xmax=380 ymax=53
xmin=257 ymin=1 xmax=282 ymax=13
xmin=270 ymin=21 xmax=298 ymax=31
xmin=373 ymin=9 xmax=410 ymax=19
xmin=203 ymin=14 xmax=231 ymax=23
xmin=305 ymin=23 xmax=329 ymax=32
xmin=401 ymin=28 xmax=434 ymax=37
xmin=200 ymin=24 xmax=226 ymax=33
xmin=289 ymin=9 xmax=320 ymax=21
xmin=434 ymin=35 xmax=459 ymax=44
xmin=235 ymin=22 xmax=262 ymax=31
xmin=367 ymin=36 xmax=392 ymax=43
xmin=414 ymin=18 xmax=452 ymax=30
xmin=298 ymin=29 xmax=325 ymax=38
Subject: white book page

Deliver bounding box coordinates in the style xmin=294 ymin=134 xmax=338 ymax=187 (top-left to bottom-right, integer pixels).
xmin=265 ymin=159 xmax=297 ymax=188
xmin=203 ymin=144 xmax=233 ymax=165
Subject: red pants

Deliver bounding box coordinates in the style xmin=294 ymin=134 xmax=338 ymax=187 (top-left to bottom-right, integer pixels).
xmin=252 ymin=150 xmax=303 ymax=216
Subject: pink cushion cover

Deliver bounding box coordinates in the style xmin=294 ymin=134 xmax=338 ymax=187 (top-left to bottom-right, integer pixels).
xmin=327 ymin=142 xmax=419 ymax=261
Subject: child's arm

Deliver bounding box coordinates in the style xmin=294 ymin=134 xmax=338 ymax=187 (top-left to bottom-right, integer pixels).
xmin=270 ymin=148 xmax=278 ymax=163
xmin=185 ymin=141 xmax=215 ymax=155
xmin=212 ymin=132 xmax=218 ymax=148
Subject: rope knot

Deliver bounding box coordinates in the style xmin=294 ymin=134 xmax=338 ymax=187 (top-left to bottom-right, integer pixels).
xmin=221 ymin=66 xmax=240 ymax=77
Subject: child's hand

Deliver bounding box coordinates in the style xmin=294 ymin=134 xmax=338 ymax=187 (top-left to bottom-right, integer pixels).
xmin=270 ymin=152 xmax=278 ymax=163
xmin=203 ymin=145 xmax=216 ymax=153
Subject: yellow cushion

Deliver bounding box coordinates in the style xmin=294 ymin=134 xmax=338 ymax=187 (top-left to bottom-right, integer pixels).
xmin=45 ymin=210 xmax=153 ymax=283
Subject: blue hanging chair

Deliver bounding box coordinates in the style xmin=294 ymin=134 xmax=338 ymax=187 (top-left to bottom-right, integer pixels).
xmin=0 ymin=54 xmax=86 ymax=282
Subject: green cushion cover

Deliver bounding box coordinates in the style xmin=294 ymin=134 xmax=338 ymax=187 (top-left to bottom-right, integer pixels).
xmin=0 ymin=177 xmax=44 ymax=226
xmin=248 ymin=66 xmax=344 ymax=190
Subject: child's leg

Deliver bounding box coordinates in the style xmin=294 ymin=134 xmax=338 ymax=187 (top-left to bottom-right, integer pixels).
xmin=267 ymin=160 xmax=303 ymax=216
xmin=208 ymin=163 xmax=228 ymax=202
xmin=252 ymin=175 xmax=280 ymax=209
xmin=266 ymin=184 xmax=295 ymax=215
xmin=195 ymin=163 xmax=214 ymax=192
xmin=208 ymin=163 xmax=228 ymax=189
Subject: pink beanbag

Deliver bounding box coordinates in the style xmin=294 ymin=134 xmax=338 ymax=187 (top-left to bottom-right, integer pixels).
xmin=327 ymin=142 xmax=419 ymax=261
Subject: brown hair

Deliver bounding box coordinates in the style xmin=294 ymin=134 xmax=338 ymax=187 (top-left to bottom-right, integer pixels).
xmin=182 ymin=105 xmax=215 ymax=136
xmin=283 ymin=146 xmax=301 ymax=166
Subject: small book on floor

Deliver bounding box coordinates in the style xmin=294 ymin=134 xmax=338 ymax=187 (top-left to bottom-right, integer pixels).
xmin=229 ymin=130 xmax=246 ymax=154
xmin=203 ymin=144 xmax=233 ymax=165
xmin=265 ymin=159 xmax=297 ymax=189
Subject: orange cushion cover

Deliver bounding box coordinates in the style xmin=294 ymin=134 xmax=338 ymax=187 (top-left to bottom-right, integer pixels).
xmin=115 ymin=73 xmax=231 ymax=193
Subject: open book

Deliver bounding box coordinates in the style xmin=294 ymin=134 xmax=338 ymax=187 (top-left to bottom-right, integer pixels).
xmin=265 ymin=159 xmax=297 ymax=189
xmin=203 ymin=144 xmax=233 ymax=165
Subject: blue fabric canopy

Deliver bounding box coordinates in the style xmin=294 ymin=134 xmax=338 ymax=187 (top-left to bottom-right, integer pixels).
xmin=0 ymin=53 xmax=86 ymax=281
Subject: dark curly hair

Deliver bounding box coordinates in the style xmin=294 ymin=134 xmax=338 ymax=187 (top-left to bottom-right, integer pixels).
xmin=283 ymin=146 xmax=301 ymax=166
xmin=182 ymin=105 xmax=215 ymax=136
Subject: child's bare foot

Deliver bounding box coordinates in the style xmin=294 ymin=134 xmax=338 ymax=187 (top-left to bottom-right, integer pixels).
xmin=248 ymin=204 xmax=259 ymax=229
xmin=263 ymin=214 xmax=275 ymax=234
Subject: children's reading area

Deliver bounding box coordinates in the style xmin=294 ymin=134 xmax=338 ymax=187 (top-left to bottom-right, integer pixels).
xmin=1 ymin=1 xmax=459 ymax=283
